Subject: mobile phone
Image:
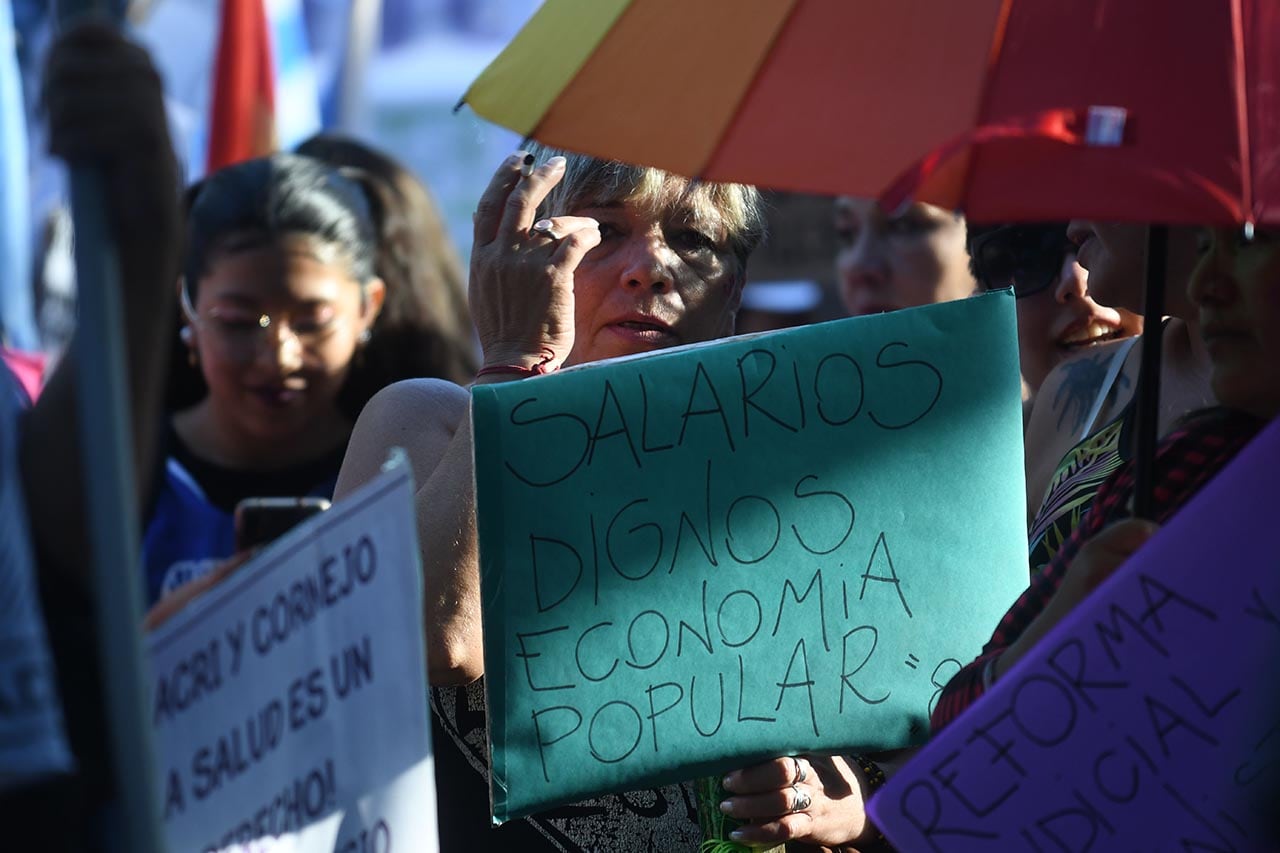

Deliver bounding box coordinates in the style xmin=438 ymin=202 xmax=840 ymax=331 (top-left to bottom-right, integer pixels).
xmin=233 ymin=497 xmax=331 ymax=551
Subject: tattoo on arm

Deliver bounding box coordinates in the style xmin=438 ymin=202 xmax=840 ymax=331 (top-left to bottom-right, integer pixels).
xmin=1052 ymin=354 xmax=1110 ymax=434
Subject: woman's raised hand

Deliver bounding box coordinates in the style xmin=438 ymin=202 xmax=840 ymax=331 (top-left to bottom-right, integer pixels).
xmin=469 ymin=153 xmax=601 ymax=373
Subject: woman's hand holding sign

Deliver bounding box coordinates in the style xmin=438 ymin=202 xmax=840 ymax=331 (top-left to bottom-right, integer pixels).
xmin=469 ymin=153 xmax=600 ymax=375
xmin=720 ymin=754 xmax=883 ymax=850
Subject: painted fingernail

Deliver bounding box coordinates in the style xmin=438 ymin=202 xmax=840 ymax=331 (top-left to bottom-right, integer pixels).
xmin=521 ymin=153 xmax=536 ymax=177
xmin=729 ymin=829 xmax=747 ymax=841
xmin=718 ymin=800 xmax=732 ymax=814
xmin=547 ymin=155 xmax=567 ymax=170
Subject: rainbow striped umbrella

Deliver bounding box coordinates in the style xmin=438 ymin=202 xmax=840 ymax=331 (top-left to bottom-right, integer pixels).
xmin=461 ymin=0 xmax=1009 ymax=202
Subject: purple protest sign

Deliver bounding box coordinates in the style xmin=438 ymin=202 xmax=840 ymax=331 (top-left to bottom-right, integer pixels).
xmin=867 ymin=418 xmax=1280 ymax=852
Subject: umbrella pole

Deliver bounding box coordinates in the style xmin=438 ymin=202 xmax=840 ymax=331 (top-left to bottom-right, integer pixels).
xmin=1133 ymin=225 xmax=1168 ymax=520
xmin=57 ymin=4 xmax=165 ymax=851
xmin=68 ymin=170 xmax=166 ymax=853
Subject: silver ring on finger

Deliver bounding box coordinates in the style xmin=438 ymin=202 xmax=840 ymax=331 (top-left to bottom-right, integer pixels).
xmin=531 ymin=218 xmax=560 ymax=241
xmin=791 ymin=756 xmax=808 ymax=784
xmin=789 ymin=783 xmax=812 ymax=814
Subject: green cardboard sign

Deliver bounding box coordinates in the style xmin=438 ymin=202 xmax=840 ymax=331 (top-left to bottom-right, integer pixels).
xmin=473 ymin=292 xmax=1029 ymax=822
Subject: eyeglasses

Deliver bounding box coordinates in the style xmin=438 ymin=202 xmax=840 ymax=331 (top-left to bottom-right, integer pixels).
xmin=969 ymin=224 xmax=1075 ymax=299
xmin=180 ymin=283 xmax=356 ymax=359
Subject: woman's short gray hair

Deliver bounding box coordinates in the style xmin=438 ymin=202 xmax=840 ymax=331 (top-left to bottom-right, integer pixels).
xmin=532 ymin=145 xmax=767 ymax=270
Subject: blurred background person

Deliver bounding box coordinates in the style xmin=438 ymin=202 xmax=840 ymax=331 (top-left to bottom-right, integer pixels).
xmin=834 ymin=196 xmax=975 ymax=316
xmin=144 ymin=153 xmax=385 ymax=605
xmin=296 ymin=132 xmax=478 ymax=389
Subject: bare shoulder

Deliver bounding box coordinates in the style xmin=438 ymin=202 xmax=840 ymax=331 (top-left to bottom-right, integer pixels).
xmin=335 ymin=379 xmax=470 ymax=499
xmin=364 ymin=377 xmax=468 ymax=425
xmin=1024 ymin=337 xmax=1137 ymax=514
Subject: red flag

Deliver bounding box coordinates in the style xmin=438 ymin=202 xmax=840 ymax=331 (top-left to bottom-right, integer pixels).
xmin=206 ymin=0 xmax=277 ymax=173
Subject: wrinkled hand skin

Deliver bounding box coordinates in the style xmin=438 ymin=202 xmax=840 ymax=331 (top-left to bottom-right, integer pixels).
xmin=467 ymin=153 xmax=600 ymax=372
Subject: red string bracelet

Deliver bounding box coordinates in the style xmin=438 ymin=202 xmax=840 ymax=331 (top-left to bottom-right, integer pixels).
xmin=475 ymin=350 xmax=558 ymax=379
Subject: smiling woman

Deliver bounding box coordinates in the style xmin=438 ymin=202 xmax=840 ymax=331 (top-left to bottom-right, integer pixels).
xmin=141 ymin=154 xmax=385 ymax=606
xmin=968 ymin=222 xmax=1142 ymax=408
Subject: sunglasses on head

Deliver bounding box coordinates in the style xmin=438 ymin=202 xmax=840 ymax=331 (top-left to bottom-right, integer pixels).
xmin=970 ymin=224 xmax=1075 ymax=299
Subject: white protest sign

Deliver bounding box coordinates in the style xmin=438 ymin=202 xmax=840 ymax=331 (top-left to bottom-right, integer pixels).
xmin=147 ymin=454 xmax=437 ymax=852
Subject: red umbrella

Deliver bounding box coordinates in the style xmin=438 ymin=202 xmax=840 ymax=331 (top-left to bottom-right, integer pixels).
xmin=464 ymin=0 xmax=1280 ymax=228
xmin=872 ymin=1 xmax=1279 ymax=515
xmin=877 ymin=1 xmax=1279 ymax=228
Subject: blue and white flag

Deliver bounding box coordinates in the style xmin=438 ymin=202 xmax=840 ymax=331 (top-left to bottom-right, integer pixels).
xmin=267 ymin=0 xmax=322 ymax=149
xmin=0 ymin=0 xmax=36 ymax=350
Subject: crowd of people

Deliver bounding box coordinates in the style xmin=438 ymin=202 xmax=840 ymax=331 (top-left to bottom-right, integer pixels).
xmin=5 ymin=19 xmax=1277 ymax=853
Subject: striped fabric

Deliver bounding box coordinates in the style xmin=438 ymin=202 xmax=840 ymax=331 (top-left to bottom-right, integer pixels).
xmin=1026 ymin=415 xmax=1129 ymax=574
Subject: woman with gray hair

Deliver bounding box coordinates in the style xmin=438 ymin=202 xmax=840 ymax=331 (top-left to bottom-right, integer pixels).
xmin=334 ymin=149 xmax=765 ymax=849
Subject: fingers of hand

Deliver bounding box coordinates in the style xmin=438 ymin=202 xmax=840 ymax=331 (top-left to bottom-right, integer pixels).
xmin=726 ymin=811 xmax=815 ymax=846
xmin=530 ymin=215 xmax=596 ymax=241
xmin=1076 ymin=518 xmax=1159 ymax=588
xmin=719 ymin=785 xmax=813 ymax=822
xmin=498 ymin=155 xmax=568 ymax=242
xmin=212 ymin=550 xmax=255 ymax=583
xmin=722 ymin=756 xmax=807 ymax=794
xmin=473 ymin=152 xmax=527 ymax=247
xmin=547 ymin=218 xmax=601 ymax=267
xmin=1097 ymin=518 xmax=1160 ymax=552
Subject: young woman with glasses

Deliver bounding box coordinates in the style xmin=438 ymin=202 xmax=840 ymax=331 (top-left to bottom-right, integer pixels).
xmin=141 ymin=154 xmax=385 ymax=605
